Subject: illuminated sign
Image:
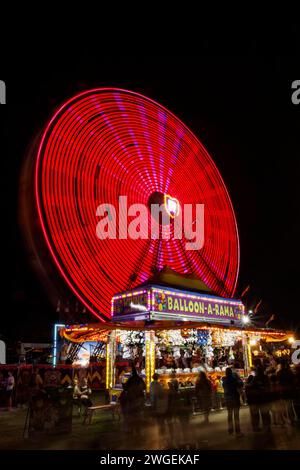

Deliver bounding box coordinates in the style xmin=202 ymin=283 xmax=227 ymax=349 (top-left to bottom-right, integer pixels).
xmin=113 ymin=291 xmax=149 ymax=316
xmin=112 ymin=286 xmax=244 ymax=325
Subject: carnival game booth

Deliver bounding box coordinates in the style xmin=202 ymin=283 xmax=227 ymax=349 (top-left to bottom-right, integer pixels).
xmin=54 ymin=282 xmax=292 ymax=403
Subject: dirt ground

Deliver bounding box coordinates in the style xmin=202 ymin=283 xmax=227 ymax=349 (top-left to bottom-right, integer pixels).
xmin=0 ymin=404 xmax=300 ymax=451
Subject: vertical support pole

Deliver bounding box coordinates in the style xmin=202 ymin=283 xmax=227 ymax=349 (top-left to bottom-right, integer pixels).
xmin=110 ymin=330 xmax=116 ymax=389
xmin=247 ymin=341 xmax=253 ymax=369
xmin=105 ymin=338 xmax=110 ymax=390
xmin=145 ymin=331 xmax=151 ymax=393
xmin=150 ymin=331 xmax=155 ymax=384
xmin=145 ymin=330 xmax=155 ymax=393
xmin=242 ymin=333 xmax=252 ymax=375
xmin=106 ymin=330 xmax=116 ymax=390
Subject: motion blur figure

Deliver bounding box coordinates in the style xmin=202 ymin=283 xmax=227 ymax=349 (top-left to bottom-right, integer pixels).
xmin=269 ymin=374 xmax=284 ymax=425
xmin=124 ymin=368 xmax=146 ymax=438
xmin=277 ymin=360 xmax=296 ymax=425
xmin=222 ymin=367 xmax=243 ymax=437
xmin=72 ymin=378 xmax=82 ymax=416
xmin=246 ymin=366 xmax=271 ymax=432
xmin=293 ymin=366 xmax=300 ymax=422
xmin=150 ymin=373 xmax=167 ymax=435
xmin=6 ymin=371 xmax=15 ymax=410
xmin=165 ymin=380 xmax=180 ymax=447
xmin=195 ymin=371 xmax=212 ymax=424
xmin=177 ymin=388 xmax=192 ymax=444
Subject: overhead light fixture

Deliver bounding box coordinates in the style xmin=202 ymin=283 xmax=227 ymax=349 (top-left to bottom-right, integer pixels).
xmin=242 ymin=315 xmax=250 ymax=324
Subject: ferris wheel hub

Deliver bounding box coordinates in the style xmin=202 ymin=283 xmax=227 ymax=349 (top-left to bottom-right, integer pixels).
xmin=147 ymin=191 xmax=180 ymax=224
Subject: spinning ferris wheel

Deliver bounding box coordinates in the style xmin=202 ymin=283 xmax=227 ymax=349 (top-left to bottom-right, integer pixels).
xmin=35 ymin=88 xmax=239 ymax=322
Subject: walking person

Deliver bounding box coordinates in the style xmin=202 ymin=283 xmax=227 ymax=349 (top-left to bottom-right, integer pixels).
xmin=195 ymin=371 xmax=212 ymax=424
xmin=222 ymin=367 xmax=243 ymax=437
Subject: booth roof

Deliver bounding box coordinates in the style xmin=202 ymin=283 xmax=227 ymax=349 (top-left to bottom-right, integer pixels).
xmin=61 ymin=320 xmax=291 ymax=343
xmin=130 ymin=266 xmax=213 ymax=295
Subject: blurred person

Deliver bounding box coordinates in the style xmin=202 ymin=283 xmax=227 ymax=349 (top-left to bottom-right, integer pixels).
xmin=170 ymin=371 xmax=179 ymax=392
xmin=134 ymin=347 xmax=144 ymax=372
xmin=34 ymin=368 xmax=43 ymax=389
xmin=177 ymin=387 xmax=192 ymax=444
xmin=222 ymin=367 xmax=243 ymax=437
xmin=269 ymin=374 xmax=284 ymax=425
xmin=191 ymin=349 xmax=203 ymax=368
xmin=150 ymin=373 xmax=167 ymax=434
xmin=28 ymin=368 xmax=43 ymax=403
xmin=59 ymin=343 xmax=68 ymax=364
xmin=119 ymin=383 xmax=130 ymax=432
xmin=6 ymin=371 xmax=15 ymax=410
xmin=293 ymin=366 xmax=300 ymax=423
xmin=73 ymin=378 xmax=82 ymax=416
xmin=155 ymin=346 xmax=163 ymax=368
xmin=210 ymin=376 xmax=217 ymax=410
xmin=150 ymin=373 xmax=165 ymax=432
xmin=245 ymin=373 xmax=257 ymax=429
xmin=195 ymin=371 xmax=212 ymax=424
xmin=233 ymin=367 xmax=247 ymax=405
xmin=165 ymin=380 xmax=179 ymax=447
xmin=124 ymin=367 xmax=146 ymax=437
xmin=173 ymin=346 xmax=181 ymax=368
xmin=277 ymin=360 xmax=296 ymax=425
xmin=215 ymin=375 xmax=224 ymax=410
xmin=182 ymin=350 xmax=191 ymax=369
xmin=248 ymin=365 xmax=272 ymax=432
xmin=80 ymin=377 xmax=92 ymax=407
xmin=150 ymin=374 xmax=163 ymax=407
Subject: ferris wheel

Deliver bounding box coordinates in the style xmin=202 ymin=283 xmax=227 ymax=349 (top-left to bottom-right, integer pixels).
xmin=35 ymin=88 xmax=239 ymax=321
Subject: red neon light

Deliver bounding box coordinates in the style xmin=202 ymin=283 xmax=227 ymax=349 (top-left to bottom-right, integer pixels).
xmin=35 ymin=88 xmax=239 ymax=321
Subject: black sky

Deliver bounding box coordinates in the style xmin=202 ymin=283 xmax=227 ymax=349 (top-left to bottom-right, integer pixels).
xmin=2 ymin=55 xmax=300 ymax=342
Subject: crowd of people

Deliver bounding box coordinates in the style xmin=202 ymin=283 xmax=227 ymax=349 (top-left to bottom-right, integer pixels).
xmin=117 ymin=360 xmax=300 ymax=445
xmin=2 ymin=358 xmax=300 ymax=447
xmin=245 ymin=361 xmax=300 ymax=432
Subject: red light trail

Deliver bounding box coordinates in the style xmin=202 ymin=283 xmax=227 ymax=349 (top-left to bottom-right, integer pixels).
xmin=35 ymin=88 xmax=239 ymax=321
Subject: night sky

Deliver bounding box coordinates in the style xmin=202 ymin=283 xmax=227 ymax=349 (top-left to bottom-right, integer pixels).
xmin=2 ymin=55 xmax=300 ymax=342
